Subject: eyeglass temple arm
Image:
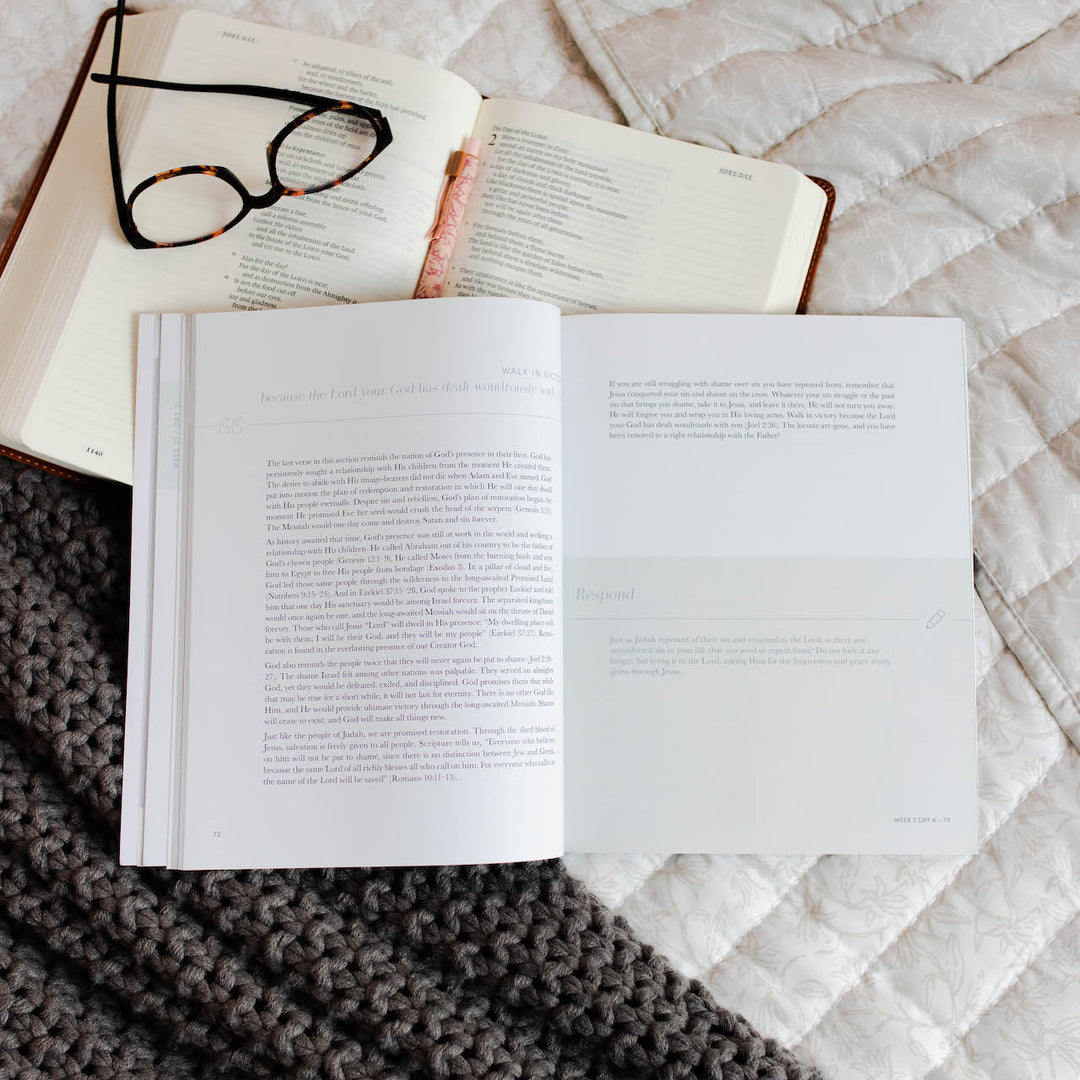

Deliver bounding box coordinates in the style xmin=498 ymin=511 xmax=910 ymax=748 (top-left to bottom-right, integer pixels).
xmin=90 ymin=72 xmax=388 ymax=120
xmin=104 ymin=0 xmax=140 ymax=246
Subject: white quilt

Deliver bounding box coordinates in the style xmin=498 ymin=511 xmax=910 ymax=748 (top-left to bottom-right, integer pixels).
xmin=3 ymin=3 xmax=1079 ymax=1079
xmin=555 ymin=2 xmax=1080 ymax=1078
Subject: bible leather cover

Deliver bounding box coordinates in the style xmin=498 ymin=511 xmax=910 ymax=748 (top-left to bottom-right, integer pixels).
xmin=797 ymin=176 xmax=835 ymax=315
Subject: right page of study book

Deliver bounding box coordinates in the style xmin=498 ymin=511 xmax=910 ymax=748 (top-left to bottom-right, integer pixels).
xmin=561 ymin=314 xmax=978 ymax=854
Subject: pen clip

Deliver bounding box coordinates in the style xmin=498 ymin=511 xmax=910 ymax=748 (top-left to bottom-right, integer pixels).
xmin=427 ymin=148 xmax=477 ymax=240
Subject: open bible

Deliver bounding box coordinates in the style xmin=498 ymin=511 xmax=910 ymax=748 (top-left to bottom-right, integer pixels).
xmin=125 ymin=298 xmax=976 ymax=868
xmin=0 ymin=8 xmax=830 ymax=485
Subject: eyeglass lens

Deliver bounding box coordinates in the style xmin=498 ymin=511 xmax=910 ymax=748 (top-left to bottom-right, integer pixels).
xmin=129 ymin=107 xmax=381 ymax=245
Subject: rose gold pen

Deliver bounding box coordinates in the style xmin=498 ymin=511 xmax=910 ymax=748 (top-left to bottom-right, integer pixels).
xmin=414 ymin=137 xmax=481 ymax=299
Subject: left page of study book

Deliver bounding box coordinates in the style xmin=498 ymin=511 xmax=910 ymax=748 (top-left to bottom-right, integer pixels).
xmin=0 ymin=9 xmax=482 ymax=484
xmin=127 ymin=298 xmax=564 ymax=869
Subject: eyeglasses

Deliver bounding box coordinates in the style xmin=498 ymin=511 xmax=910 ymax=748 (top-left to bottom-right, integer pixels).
xmin=90 ymin=0 xmax=393 ymax=249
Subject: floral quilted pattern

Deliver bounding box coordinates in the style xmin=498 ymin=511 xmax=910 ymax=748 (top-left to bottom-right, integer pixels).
xmin=558 ymin=0 xmax=1080 ymax=1076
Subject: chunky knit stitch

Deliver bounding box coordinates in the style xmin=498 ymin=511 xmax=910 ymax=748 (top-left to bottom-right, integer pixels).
xmin=0 ymin=458 xmax=821 ymax=1080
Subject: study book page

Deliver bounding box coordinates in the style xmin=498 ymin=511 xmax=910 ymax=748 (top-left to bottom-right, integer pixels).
xmin=560 ymin=314 xmax=977 ymax=855
xmin=173 ymin=298 xmax=563 ymax=869
xmin=122 ymin=313 xmax=190 ymax=866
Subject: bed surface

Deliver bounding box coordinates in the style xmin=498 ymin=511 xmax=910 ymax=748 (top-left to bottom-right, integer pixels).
xmin=557 ymin=2 xmax=1080 ymax=1076
xmin=3 ymin=2 xmax=1079 ymax=1078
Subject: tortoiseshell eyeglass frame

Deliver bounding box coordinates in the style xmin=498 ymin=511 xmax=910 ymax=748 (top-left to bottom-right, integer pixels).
xmin=89 ymin=0 xmax=393 ymax=249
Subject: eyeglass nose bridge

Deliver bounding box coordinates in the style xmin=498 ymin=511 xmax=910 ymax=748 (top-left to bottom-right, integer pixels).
xmin=247 ymin=185 xmax=286 ymax=211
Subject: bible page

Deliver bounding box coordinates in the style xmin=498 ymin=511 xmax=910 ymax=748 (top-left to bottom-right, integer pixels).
xmin=174 ymin=298 xmax=563 ymax=869
xmin=442 ymin=99 xmax=825 ymax=315
xmin=560 ymin=314 xmax=977 ymax=855
xmin=1 ymin=10 xmax=481 ymax=483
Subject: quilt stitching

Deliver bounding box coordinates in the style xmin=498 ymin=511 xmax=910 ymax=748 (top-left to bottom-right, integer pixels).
xmin=962 ymin=7 xmax=1080 ymax=83
xmin=760 ymin=18 xmax=1078 ymax=162
xmin=968 ymin=294 xmax=1080 ymax=380
xmin=973 ymin=10 xmax=1080 ymax=86
xmin=562 ymin=1 xmax=668 ymax=132
xmin=644 ymin=0 xmax=929 ymax=114
xmin=559 ymin=0 xmax=697 ymax=39
xmin=610 ymin=855 xmax=681 ymax=914
xmin=612 ymin=857 xmax=823 ymax=971
xmin=729 ymin=866 xmax=958 ymax=1060
xmin=979 ymin=641 xmax=1014 ymax=686
xmin=973 ymin=413 xmax=1080 ymax=508
xmin=617 ymin=855 xmax=816 ymax=950
xmin=701 ymin=857 xmax=825 ymax=973
xmin=976 ymin=555 xmax=1080 ymax=732
xmin=782 ymin=858 xmax=971 ymax=1050
xmin=329 ymin=0 xmax=509 ymax=64
xmin=442 ymin=0 xmax=518 ymax=67
xmin=825 ymin=107 xmax=1080 ymax=224
xmin=762 ymin=76 xmax=945 ymax=164
xmin=997 ymin=548 xmax=1080 ymax=621
xmin=932 ymin=904 xmax=1080 ymax=1077
xmin=571 ymin=0 xmax=917 ymax=55
xmin=788 ymin=741 xmax=1072 ymax=1056
xmin=869 ymin=188 xmax=1080 ymax=314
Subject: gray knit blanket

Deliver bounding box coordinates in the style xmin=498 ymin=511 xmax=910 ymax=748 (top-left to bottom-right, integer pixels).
xmin=0 ymin=457 xmax=817 ymax=1079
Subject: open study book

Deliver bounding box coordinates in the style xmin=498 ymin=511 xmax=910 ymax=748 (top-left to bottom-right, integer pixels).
xmin=0 ymin=8 xmax=831 ymax=485
xmin=124 ymin=298 xmax=977 ymax=869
